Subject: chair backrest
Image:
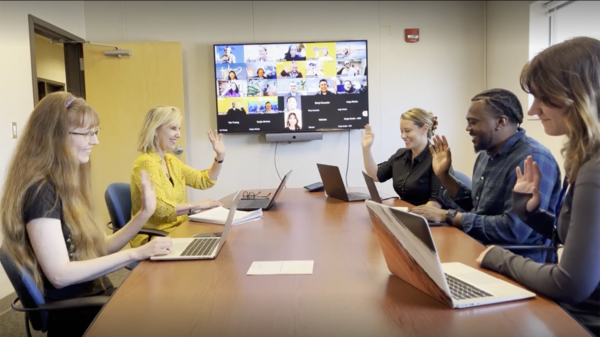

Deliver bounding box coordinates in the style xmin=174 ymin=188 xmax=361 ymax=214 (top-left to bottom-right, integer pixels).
xmin=105 ymin=183 xmax=132 ymax=230
xmin=0 ymin=249 xmax=48 ymax=331
xmin=453 ymin=171 xmax=472 ymax=189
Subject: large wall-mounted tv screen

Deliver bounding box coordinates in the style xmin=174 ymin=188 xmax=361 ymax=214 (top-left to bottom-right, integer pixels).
xmin=213 ymin=40 xmax=369 ymax=133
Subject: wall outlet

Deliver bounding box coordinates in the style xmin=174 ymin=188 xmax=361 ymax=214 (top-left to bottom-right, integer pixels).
xmin=11 ymin=122 xmax=17 ymax=139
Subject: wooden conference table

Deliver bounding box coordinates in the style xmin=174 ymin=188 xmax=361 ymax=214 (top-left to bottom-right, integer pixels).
xmin=86 ymin=188 xmax=590 ymax=337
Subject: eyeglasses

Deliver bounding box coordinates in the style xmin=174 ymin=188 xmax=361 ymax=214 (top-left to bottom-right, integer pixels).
xmin=242 ymin=191 xmax=271 ymax=200
xmin=69 ymin=127 xmax=101 ymax=140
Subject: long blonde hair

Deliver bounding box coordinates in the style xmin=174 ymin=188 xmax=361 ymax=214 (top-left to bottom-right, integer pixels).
xmin=0 ymin=92 xmax=106 ymax=291
xmin=138 ymin=106 xmax=182 ymax=153
xmin=520 ymin=36 xmax=600 ymax=181
xmin=401 ymin=108 xmax=438 ymax=138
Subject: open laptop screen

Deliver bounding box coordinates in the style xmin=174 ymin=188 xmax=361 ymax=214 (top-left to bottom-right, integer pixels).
xmin=267 ymin=170 xmax=292 ymax=208
xmin=362 ymin=171 xmax=382 ymax=203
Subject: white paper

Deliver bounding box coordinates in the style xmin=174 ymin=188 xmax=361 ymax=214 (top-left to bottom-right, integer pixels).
xmin=247 ymin=260 xmax=314 ymax=275
xmin=232 ymin=217 xmax=262 ymax=226
xmin=391 ymin=206 xmax=409 ymax=212
xmin=188 ymin=206 xmax=262 ymax=225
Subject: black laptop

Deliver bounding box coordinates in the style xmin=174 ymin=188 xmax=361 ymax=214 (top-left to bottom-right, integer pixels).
xmin=362 ymin=171 xmax=444 ymax=226
xmin=237 ymin=171 xmax=292 ymax=211
xmin=316 ymin=164 xmax=369 ymax=202
xmin=361 ymin=171 xmax=397 ymax=203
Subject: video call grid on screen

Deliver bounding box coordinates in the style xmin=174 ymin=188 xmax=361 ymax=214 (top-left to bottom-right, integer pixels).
xmin=214 ymin=40 xmax=369 ymax=133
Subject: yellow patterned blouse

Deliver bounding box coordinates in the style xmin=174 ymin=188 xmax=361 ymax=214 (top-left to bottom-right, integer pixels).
xmin=129 ymin=152 xmax=216 ymax=247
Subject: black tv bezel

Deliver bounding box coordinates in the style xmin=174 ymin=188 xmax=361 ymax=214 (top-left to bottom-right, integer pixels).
xmin=212 ymin=39 xmax=369 ymax=134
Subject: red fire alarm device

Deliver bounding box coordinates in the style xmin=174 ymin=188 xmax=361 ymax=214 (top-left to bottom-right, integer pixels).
xmin=405 ymin=28 xmax=420 ymax=43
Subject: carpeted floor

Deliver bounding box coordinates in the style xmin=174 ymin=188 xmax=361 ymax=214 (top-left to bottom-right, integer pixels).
xmin=0 ymin=268 xmax=130 ymax=337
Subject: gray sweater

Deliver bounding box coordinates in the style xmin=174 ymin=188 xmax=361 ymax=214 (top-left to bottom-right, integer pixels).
xmin=482 ymin=158 xmax=600 ymax=330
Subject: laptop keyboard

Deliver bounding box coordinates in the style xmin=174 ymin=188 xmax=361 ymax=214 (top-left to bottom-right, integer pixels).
xmin=240 ymin=199 xmax=268 ymax=209
xmin=181 ymin=238 xmax=219 ymax=257
xmin=445 ymin=274 xmax=492 ymax=300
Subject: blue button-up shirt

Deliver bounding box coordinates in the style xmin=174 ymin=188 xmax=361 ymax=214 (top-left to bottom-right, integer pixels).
xmin=443 ymin=128 xmax=562 ymax=260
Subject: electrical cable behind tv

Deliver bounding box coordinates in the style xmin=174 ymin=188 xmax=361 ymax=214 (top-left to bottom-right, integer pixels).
xmin=274 ymin=142 xmax=282 ymax=181
xmin=274 ymin=133 xmax=350 ymax=185
xmin=345 ymin=130 xmax=350 ymax=188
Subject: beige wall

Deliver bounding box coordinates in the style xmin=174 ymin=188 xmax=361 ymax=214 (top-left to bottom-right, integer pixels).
xmin=485 ymin=1 xmax=565 ymax=176
xmin=83 ymin=1 xmax=485 ymax=202
xmin=35 ymin=34 xmax=67 ymax=87
xmin=0 ymin=0 xmax=86 ymax=306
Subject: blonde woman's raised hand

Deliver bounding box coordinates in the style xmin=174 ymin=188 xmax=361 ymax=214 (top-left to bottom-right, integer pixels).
xmin=361 ymin=124 xmax=375 ymax=149
xmin=208 ymin=130 xmax=226 ymax=158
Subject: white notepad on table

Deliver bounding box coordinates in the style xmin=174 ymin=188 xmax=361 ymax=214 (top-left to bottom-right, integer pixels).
xmin=247 ymin=261 xmax=314 ymax=275
xmin=189 ymin=206 xmax=263 ymax=225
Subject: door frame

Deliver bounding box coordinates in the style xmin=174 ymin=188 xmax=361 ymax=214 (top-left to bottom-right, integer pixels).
xmin=28 ymin=14 xmax=86 ymax=105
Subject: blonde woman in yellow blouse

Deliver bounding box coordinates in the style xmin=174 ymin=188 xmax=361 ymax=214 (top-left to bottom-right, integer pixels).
xmin=130 ymin=106 xmax=225 ymax=247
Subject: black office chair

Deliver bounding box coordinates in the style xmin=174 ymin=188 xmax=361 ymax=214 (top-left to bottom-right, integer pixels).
xmin=435 ymin=171 xmax=471 ymax=210
xmin=0 ymin=249 xmax=108 ymax=337
xmin=104 ymin=183 xmax=168 ymax=269
xmin=497 ymin=232 xmax=560 ymax=263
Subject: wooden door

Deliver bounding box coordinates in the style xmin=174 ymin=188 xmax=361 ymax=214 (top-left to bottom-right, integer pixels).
xmin=84 ymin=42 xmax=186 ymax=230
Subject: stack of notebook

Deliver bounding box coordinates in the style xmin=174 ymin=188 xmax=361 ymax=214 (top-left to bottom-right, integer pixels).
xmin=188 ymin=206 xmax=263 ymax=225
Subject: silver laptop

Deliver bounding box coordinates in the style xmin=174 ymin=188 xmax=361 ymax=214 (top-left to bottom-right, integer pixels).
xmin=237 ymin=171 xmax=292 ymax=211
xmin=365 ymin=200 xmax=535 ymax=308
xmin=317 ymin=163 xmax=369 ymax=202
xmin=150 ymin=190 xmax=242 ymax=261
